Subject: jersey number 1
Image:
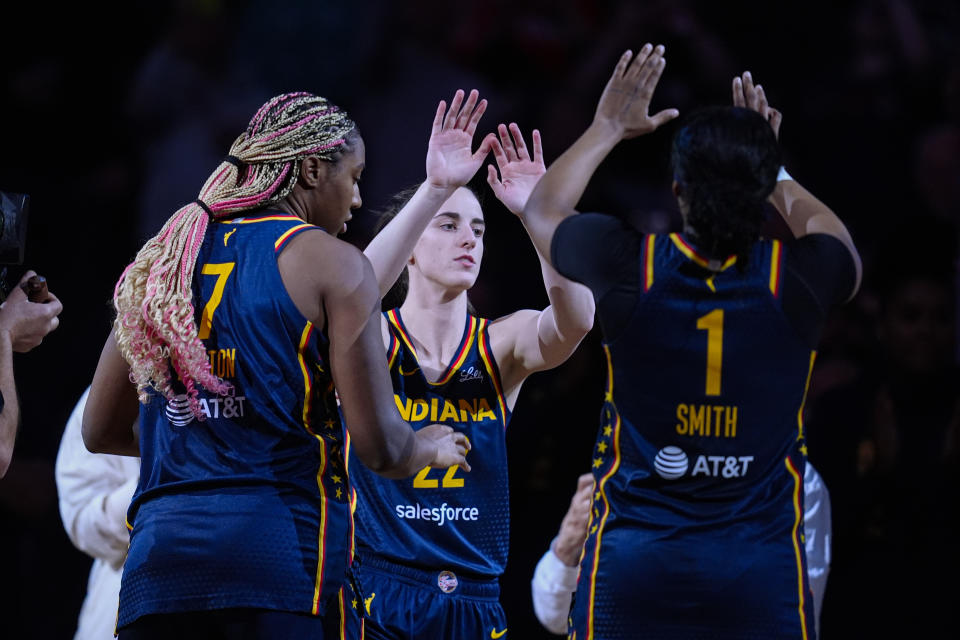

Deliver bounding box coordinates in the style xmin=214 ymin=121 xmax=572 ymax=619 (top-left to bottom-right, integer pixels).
xmin=696 ymin=309 xmax=723 ymax=396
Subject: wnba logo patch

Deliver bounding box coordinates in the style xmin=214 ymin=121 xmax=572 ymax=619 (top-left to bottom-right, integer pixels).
xmin=437 ymin=570 xmax=458 ymax=593
xmin=166 ymin=394 xmax=195 ymax=427
xmin=654 ymin=446 xmax=688 ymax=479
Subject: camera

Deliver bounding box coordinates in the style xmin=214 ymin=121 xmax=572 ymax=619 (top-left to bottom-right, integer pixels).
xmin=0 ymin=190 xmax=31 ymax=301
xmin=0 ymin=191 xmax=29 ymax=266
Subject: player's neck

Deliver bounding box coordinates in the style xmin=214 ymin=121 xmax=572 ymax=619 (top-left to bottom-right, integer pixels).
xmin=398 ymin=287 xmax=468 ymax=366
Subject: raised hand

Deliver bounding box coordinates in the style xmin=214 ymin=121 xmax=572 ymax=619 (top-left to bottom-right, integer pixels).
xmin=426 ymin=89 xmax=496 ymax=190
xmin=594 ymin=44 xmax=679 ymax=140
xmin=552 ymin=472 xmax=595 ymax=565
xmin=732 ymin=71 xmax=782 ymax=139
xmin=486 ymin=123 xmax=546 ymax=215
xmin=419 ymin=423 xmax=472 ymax=472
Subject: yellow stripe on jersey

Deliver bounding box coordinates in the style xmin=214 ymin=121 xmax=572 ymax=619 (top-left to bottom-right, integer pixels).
xmin=785 ymin=457 xmax=810 ymax=640
xmin=297 ymin=322 xmax=328 ymax=613
xmin=587 ymin=346 xmax=624 ymax=640
xmin=644 ymin=234 xmax=656 ymax=291
xmin=670 ymin=234 xmax=737 ymax=271
xmin=797 ymin=351 xmax=816 ymax=448
xmin=386 ymin=332 xmax=400 ymax=369
xmin=433 ymin=316 xmax=477 ymax=386
xmin=387 ymin=310 xmax=417 ymax=360
xmin=476 ymin=318 xmax=508 ymax=429
xmin=275 ymin=223 xmax=315 ymax=251
xmin=387 ymin=310 xmax=477 ymax=387
xmin=769 ymin=239 xmax=783 ymax=296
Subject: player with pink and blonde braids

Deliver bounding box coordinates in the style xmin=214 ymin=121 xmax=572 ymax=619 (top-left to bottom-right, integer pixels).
xmin=82 ymin=90 xmax=486 ymax=639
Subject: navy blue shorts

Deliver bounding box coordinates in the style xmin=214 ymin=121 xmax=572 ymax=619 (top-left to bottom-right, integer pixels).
xmin=342 ymin=556 xmax=508 ymax=639
xmin=118 ymin=604 xmax=347 ymax=640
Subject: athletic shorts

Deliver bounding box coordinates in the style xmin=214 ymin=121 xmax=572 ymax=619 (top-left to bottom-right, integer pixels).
xmin=342 ymin=555 xmax=508 ymax=640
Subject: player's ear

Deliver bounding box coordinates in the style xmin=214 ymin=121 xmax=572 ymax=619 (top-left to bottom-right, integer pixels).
xmin=299 ymin=156 xmax=331 ymax=188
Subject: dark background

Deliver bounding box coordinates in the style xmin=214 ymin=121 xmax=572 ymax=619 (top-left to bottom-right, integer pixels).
xmin=2 ymin=0 xmax=959 ymax=637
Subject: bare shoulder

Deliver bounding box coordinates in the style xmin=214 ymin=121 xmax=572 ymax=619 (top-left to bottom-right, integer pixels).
xmin=277 ymin=229 xmax=377 ymax=327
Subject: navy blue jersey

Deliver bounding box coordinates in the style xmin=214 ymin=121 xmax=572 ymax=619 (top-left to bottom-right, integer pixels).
xmin=348 ymin=309 xmax=512 ymax=579
xmin=120 ymin=212 xmax=351 ymax=628
xmin=554 ymin=217 xmax=855 ymax=640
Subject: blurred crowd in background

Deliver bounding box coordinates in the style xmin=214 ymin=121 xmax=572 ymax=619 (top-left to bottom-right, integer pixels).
xmin=2 ymin=0 xmax=958 ymax=637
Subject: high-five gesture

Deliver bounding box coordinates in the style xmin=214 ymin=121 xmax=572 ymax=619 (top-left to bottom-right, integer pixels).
xmin=487 ymin=124 xmax=546 ymax=215
xmin=594 ymin=44 xmax=679 ymax=140
xmin=732 ymin=71 xmax=782 ymax=139
xmin=426 ymin=89 xmax=496 ymax=189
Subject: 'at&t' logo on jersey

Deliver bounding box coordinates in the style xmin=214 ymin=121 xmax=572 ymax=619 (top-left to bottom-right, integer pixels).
xmin=654 ymin=446 xmax=754 ymax=479
xmin=165 ymin=393 xmax=247 ymax=426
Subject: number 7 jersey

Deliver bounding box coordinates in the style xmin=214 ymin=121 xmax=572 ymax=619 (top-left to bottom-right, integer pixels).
xmin=348 ymin=309 xmax=512 ymax=578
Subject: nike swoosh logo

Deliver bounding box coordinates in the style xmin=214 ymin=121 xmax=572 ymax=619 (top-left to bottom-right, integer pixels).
xmin=490 ymin=628 xmax=507 ymax=638
xmin=398 ymin=365 xmax=420 ymax=376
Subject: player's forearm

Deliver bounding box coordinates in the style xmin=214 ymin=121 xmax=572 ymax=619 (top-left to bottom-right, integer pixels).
xmin=0 ymin=334 xmax=19 ymax=478
xmin=83 ymin=336 xmax=141 ymax=456
xmin=522 ymin=120 xmax=622 ymax=262
xmin=769 ymin=179 xmax=862 ymax=295
xmin=363 ymin=182 xmax=457 ymax=298
xmin=534 ymin=244 xmax=595 ymax=340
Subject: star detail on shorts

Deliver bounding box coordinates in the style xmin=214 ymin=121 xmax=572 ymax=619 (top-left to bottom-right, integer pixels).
xmin=593 ymin=457 xmax=603 ymax=468
xmin=351 ymin=598 xmax=358 ymax=609
xmin=332 ymin=474 xmax=342 ymax=484
xmin=336 ymin=488 xmax=343 ymax=499
xmin=324 ymin=419 xmax=335 ymax=430
xmin=597 ymin=442 xmax=608 ymax=453
xmin=603 ymin=425 xmax=612 ymax=437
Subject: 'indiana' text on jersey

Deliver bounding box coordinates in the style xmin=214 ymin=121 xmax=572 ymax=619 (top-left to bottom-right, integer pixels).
xmin=119 ymin=213 xmax=350 ymax=628
xmin=348 ymin=309 xmax=512 ymax=578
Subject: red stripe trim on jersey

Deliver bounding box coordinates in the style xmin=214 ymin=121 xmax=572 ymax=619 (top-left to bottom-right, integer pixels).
xmin=275 ymin=223 xmax=316 ymax=252
xmin=476 ymin=318 xmax=508 ymax=429
xmin=227 ymin=213 xmax=303 ymax=224
xmin=433 ymin=316 xmax=476 ymax=386
xmin=387 ymin=310 xmax=475 ymax=387
xmin=386 ymin=309 xmax=417 ymax=359
xmin=386 ymin=331 xmax=400 ymax=369
xmin=587 ymin=346 xmax=623 ymax=640
xmin=769 ymin=239 xmax=783 ymax=297
xmin=298 ymin=322 xmax=328 ymax=613
xmin=785 ymin=457 xmax=810 ymax=640
xmin=643 ymin=234 xmax=656 ymax=291
xmin=670 ymin=234 xmax=737 ymax=271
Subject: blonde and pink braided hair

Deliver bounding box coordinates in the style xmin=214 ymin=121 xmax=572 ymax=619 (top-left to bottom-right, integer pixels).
xmin=113 ymin=92 xmax=356 ymax=417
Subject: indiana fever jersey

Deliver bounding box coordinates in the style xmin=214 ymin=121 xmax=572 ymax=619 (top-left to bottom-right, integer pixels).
xmin=573 ymin=233 xmax=819 ymax=639
xmin=119 ymin=212 xmax=350 ymax=628
xmin=349 ymin=309 xmax=512 ymax=578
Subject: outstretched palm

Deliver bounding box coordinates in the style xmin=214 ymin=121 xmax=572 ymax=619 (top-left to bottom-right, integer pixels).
xmin=426 ymin=89 xmax=495 ymax=189
xmin=486 ymin=123 xmax=546 ymax=215
xmin=732 ymin=70 xmax=782 ymax=139
xmin=594 ymin=44 xmax=678 ymax=140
